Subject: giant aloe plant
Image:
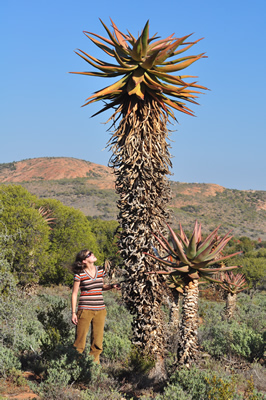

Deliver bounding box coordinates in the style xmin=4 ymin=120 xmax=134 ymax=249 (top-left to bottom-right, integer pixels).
xmin=146 ymin=221 xmax=242 ymax=366
xmin=72 ymin=19 xmax=207 ymax=376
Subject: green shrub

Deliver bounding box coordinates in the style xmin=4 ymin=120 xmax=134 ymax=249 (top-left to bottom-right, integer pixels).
xmin=154 ymin=384 xmax=191 ymax=400
xmin=205 ymin=374 xmax=238 ymax=400
xmin=3 ymin=367 xmax=27 ymax=387
xmin=243 ymin=376 xmax=266 ymax=400
xmin=47 ymin=345 xmax=101 ymax=384
xmin=237 ymin=292 xmax=266 ymax=333
xmin=199 ymin=295 xmax=265 ymax=362
xmin=129 ymin=347 xmax=155 ymax=374
xmin=31 ymin=345 xmax=103 ymax=398
xmin=103 ymin=331 xmax=132 ymax=361
xmin=0 ymin=345 xmax=21 ymax=376
xmin=37 ymin=295 xmax=73 ymax=356
xmin=166 ymin=366 xmax=243 ymax=400
xmin=102 ymin=292 xmax=132 ymax=362
xmin=30 ymin=380 xmax=80 ymax=400
xmin=80 ymin=387 xmax=123 ymax=400
xmin=200 ymin=320 xmax=264 ymax=361
xmin=0 ymin=292 xmax=44 ymax=354
xmin=0 ymin=257 xmax=18 ymax=297
xmin=168 ymin=366 xmax=210 ymax=399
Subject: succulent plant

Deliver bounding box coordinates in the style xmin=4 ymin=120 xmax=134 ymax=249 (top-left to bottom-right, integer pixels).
xmin=218 ymin=271 xmax=247 ymax=321
xmin=71 ymin=19 xmax=207 ymax=118
xmin=218 ymin=271 xmax=248 ymax=294
xmin=72 ymin=20 xmax=207 ymax=371
xmin=145 ymin=221 xmax=242 ymax=366
xmin=146 ymin=220 xmax=242 ymax=287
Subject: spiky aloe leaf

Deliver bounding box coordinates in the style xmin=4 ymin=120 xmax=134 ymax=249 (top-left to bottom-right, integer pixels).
xmin=203 ymin=234 xmax=233 ymax=262
xmin=198 ymin=265 xmax=240 ymax=274
xmin=153 ymin=233 xmax=177 ymax=257
xmin=194 ymin=225 xmax=221 ymax=258
xmin=166 ymin=224 xmax=192 ymax=265
xmin=204 ymin=252 xmax=242 ymax=267
xmin=164 ymin=38 xmax=203 ymax=61
xmin=186 ymin=220 xmax=199 ymax=259
xmin=110 ymin=19 xmax=129 ymax=50
xmin=144 ymin=253 xmax=174 ymax=268
xmin=155 ymin=35 xmax=190 ymax=64
xmin=177 ymin=222 xmax=189 ymax=247
xmin=141 ymin=50 xmax=160 ymax=70
xmin=141 ymin=20 xmax=149 ymax=57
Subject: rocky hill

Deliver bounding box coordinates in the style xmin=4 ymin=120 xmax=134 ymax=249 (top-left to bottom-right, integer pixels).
xmin=0 ymin=157 xmax=265 ymax=239
xmin=0 ymin=157 xmax=115 ymax=189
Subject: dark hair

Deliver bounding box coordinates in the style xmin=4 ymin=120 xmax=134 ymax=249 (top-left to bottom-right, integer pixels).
xmin=71 ymin=249 xmax=89 ymax=274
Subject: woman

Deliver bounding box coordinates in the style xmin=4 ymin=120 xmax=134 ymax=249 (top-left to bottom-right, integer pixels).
xmin=71 ymin=249 xmax=120 ymax=364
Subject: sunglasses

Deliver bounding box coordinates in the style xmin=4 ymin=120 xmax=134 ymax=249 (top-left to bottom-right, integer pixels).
xmin=85 ymin=251 xmax=93 ymax=259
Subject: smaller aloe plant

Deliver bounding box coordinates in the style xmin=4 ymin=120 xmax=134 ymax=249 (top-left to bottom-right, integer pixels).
xmin=218 ymin=271 xmax=247 ymax=321
xmin=145 ymin=221 xmax=242 ymax=366
xmin=146 ymin=220 xmax=242 ymax=288
xmin=218 ymin=271 xmax=248 ymax=294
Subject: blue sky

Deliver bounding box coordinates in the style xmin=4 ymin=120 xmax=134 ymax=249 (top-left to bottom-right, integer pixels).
xmin=1 ymin=0 xmax=265 ymax=190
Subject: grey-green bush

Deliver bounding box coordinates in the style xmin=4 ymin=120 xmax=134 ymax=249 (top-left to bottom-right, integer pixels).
xmin=0 ymin=344 xmax=21 ymax=376
xmin=200 ymin=319 xmax=264 ymax=361
xmin=102 ymin=292 xmax=132 ymax=362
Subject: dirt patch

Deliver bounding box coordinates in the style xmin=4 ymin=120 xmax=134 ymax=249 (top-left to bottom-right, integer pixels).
xmin=0 ymin=372 xmax=40 ymax=400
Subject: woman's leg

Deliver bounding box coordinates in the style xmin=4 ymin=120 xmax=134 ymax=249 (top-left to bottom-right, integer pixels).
xmin=73 ymin=310 xmax=94 ymax=353
xmin=90 ymin=308 xmax=107 ymax=363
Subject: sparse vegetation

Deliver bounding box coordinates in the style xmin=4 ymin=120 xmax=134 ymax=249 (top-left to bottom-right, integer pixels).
xmin=0 ymin=180 xmax=265 ymax=399
xmin=0 ymin=282 xmax=265 ymax=399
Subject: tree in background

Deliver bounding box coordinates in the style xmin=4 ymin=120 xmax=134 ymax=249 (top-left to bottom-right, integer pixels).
xmin=0 ymin=185 xmax=100 ymax=286
xmin=87 ymin=218 xmax=120 ymax=263
xmin=146 ymin=221 xmax=241 ymax=366
xmin=39 ymin=198 xmax=99 ymax=285
xmin=72 ymin=19 xmax=207 ymax=374
xmin=0 ymin=185 xmax=51 ymax=285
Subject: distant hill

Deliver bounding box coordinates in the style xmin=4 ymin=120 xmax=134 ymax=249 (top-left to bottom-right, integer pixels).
xmin=0 ymin=157 xmax=115 ymax=189
xmin=1 ymin=157 xmax=265 ymax=240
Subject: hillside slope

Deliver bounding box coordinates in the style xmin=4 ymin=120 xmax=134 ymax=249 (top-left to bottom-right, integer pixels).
xmin=0 ymin=157 xmax=115 ymax=189
xmin=1 ymin=157 xmax=265 ymax=239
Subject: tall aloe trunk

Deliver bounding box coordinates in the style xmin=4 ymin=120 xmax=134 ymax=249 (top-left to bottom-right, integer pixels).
xmin=169 ymin=291 xmax=180 ymax=331
xmin=222 ymin=292 xmax=237 ymax=321
xmin=167 ymin=290 xmax=181 ymax=356
xmin=109 ymin=97 xmax=172 ymax=371
xmin=178 ymin=279 xmax=199 ymax=365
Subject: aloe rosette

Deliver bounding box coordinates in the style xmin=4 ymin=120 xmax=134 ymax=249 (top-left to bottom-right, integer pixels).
xmin=147 ymin=220 xmax=242 ymax=288
xmin=218 ymin=271 xmax=247 ymax=294
xmin=71 ymin=19 xmax=208 ymax=118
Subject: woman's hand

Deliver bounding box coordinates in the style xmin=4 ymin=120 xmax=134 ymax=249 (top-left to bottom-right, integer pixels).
xmin=112 ymin=283 xmax=121 ymax=290
xmin=103 ymin=283 xmax=121 ymax=291
xmin=72 ymin=312 xmax=78 ymax=325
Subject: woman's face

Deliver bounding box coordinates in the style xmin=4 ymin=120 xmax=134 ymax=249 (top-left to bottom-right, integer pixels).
xmin=83 ymin=251 xmax=97 ymax=264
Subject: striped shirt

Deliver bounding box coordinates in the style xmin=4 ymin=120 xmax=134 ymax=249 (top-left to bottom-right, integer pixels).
xmin=74 ymin=266 xmax=106 ymax=311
